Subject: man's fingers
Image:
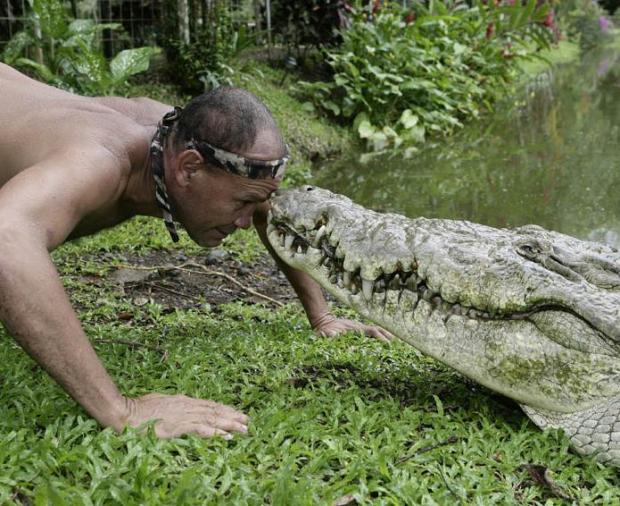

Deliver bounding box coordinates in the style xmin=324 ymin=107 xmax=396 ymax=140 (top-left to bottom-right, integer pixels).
xmin=375 ymin=327 xmax=395 ymax=342
xmin=192 ymin=425 xmax=234 ymax=440
xmin=195 ymin=400 xmax=250 ymax=424
xmin=158 ymin=422 xmax=232 ymax=439
xmin=185 ymin=402 xmax=249 ymax=433
xmin=205 ymin=416 xmax=248 ymax=434
xmin=359 ymin=324 xmax=393 ymax=343
xmin=370 ymin=330 xmax=391 ymax=344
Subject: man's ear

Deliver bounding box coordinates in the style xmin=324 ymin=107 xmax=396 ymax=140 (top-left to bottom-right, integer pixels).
xmin=173 ymin=149 xmax=204 ymax=188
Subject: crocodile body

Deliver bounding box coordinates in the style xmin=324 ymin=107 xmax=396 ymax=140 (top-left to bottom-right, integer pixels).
xmin=267 ymin=186 xmax=620 ymax=465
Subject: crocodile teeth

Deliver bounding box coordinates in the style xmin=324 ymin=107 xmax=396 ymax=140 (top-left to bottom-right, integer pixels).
xmin=362 ymin=279 xmax=374 ymax=300
xmin=313 ymin=225 xmax=326 ymax=246
xmin=388 ymin=274 xmax=400 ymax=290
xmin=406 ymin=275 xmax=418 ymax=291
xmin=285 ymin=234 xmax=295 ymax=251
xmin=375 ymin=278 xmax=386 ymax=293
xmin=343 ymin=270 xmax=351 ymax=287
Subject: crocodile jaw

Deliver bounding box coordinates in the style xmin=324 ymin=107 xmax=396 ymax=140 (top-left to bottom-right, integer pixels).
xmin=267 ymin=187 xmax=620 ymax=414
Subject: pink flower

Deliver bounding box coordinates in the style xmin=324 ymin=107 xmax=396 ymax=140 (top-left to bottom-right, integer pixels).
xmin=599 ymin=16 xmax=613 ymax=34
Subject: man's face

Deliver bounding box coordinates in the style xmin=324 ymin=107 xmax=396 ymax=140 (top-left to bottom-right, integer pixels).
xmin=176 ymin=170 xmax=281 ymax=247
xmin=167 ymin=129 xmax=285 ymax=247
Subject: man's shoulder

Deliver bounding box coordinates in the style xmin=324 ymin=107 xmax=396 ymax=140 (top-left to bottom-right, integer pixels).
xmin=91 ymin=95 xmax=173 ymax=126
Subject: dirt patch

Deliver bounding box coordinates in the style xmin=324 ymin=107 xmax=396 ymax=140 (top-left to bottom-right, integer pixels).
xmin=108 ymin=249 xmax=299 ymax=311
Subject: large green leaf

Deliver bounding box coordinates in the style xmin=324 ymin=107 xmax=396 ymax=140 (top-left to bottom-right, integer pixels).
xmin=69 ymin=19 xmax=121 ymax=34
xmin=32 ymin=0 xmax=68 ymax=39
xmin=399 ymin=109 xmax=419 ymax=129
xmin=110 ymin=47 xmax=161 ymax=83
xmin=15 ymin=57 xmax=58 ymax=84
xmin=357 ymin=120 xmax=375 ymax=139
xmin=1 ymin=31 xmax=34 ymax=65
xmin=69 ymin=37 xmax=107 ymax=84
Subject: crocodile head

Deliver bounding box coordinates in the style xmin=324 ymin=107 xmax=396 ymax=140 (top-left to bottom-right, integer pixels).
xmin=267 ymin=186 xmax=620 ymax=415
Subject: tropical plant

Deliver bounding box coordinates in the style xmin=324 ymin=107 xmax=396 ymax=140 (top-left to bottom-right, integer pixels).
xmin=555 ymin=0 xmax=615 ymax=49
xmin=270 ymin=0 xmax=353 ymax=55
xmin=165 ymin=0 xmax=256 ymax=93
xmin=1 ymin=0 xmax=159 ymax=95
xmin=300 ymin=0 xmax=554 ymax=151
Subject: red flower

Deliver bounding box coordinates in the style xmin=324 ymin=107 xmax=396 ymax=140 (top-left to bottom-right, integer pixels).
xmin=404 ymin=11 xmax=416 ymax=24
xmin=486 ymin=23 xmax=494 ymax=39
xmin=543 ymin=9 xmax=554 ymax=28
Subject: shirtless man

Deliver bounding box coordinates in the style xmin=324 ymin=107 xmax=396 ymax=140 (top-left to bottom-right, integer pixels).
xmin=0 ymin=63 xmax=391 ymax=439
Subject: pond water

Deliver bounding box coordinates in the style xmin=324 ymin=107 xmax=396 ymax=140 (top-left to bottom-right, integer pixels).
xmin=314 ymin=46 xmax=620 ymax=248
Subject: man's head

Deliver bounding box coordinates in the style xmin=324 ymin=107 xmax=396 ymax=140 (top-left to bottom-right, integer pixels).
xmin=162 ymin=87 xmax=287 ymax=247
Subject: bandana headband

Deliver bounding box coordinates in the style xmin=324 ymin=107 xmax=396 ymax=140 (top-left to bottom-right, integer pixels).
xmin=187 ymin=139 xmax=289 ymax=180
xmin=150 ymin=107 xmax=182 ymax=243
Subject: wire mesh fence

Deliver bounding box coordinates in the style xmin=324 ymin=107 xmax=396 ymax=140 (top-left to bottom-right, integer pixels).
xmin=0 ymin=0 xmax=167 ymax=53
xmin=97 ymin=0 xmax=163 ymax=53
xmin=1 ymin=0 xmax=262 ymax=53
xmin=0 ymin=0 xmax=28 ymax=45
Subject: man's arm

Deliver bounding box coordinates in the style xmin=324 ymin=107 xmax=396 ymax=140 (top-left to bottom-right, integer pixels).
xmin=0 ymin=150 xmax=248 ymax=437
xmin=253 ymin=202 xmax=392 ymax=341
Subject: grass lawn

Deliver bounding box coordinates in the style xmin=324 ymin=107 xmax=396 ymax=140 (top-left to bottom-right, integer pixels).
xmin=0 ymin=216 xmax=618 ymax=505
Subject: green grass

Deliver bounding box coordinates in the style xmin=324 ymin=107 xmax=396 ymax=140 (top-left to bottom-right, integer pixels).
xmin=518 ymin=40 xmax=581 ymax=78
xmin=1 ymin=217 xmax=619 ymax=505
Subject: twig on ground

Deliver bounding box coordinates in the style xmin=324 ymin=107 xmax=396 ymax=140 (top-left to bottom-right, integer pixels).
xmin=118 ymin=262 xmax=285 ymax=307
xmin=149 ymin=282 xmax=202 ymax=301
xmin=395 ymin=435 xmax=459 ymax=464
xmin=94 ymin=338 xmax=163 ymax=353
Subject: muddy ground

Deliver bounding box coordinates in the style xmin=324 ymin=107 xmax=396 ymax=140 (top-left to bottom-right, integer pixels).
xmin=105 ymin=249 xmax=302 ymax=312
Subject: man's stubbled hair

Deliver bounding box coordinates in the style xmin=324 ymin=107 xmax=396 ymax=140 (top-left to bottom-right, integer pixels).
xmin=172 ymin=87 xmax=285 ymax=154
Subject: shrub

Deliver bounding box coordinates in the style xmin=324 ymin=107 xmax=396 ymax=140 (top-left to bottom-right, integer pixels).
xmin=164 ymin=0 xmax=255 ymax=93
xmin=300 ymin=0 xmax=554 ymax=151
xmin=556 ymin=0 xmax=615 ymax=49
xmin=1 ymin=0 xmax=159 ymax=95
xmin=270 ymin=0 xmax=353 ymax=54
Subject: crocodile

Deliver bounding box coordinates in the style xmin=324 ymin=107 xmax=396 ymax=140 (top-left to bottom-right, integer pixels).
xmin=266 ymin=185 xmax=620 ymax=466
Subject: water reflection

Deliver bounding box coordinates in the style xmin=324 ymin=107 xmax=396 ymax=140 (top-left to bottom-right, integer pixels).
xmin=314 ymin=46 xmax=620 ymax=248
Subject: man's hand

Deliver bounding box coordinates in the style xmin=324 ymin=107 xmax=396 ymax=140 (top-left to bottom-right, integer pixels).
xmin=311 ymin=313 xmax=394 ymax=343
xmin=124 ymin=393 xmax=249 ymax=439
